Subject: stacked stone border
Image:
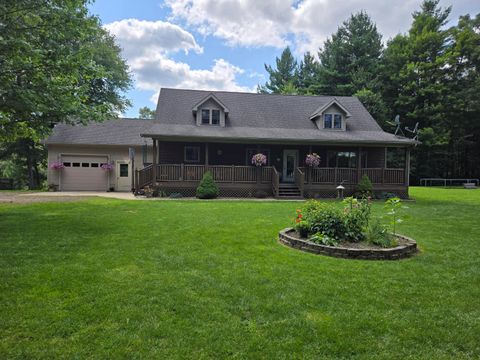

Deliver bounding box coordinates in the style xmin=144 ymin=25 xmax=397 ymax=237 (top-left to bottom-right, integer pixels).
xmin=279 ymin=228 xmax=417 ymax=260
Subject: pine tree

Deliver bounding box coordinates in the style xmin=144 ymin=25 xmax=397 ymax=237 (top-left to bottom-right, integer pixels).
xmin=296 ymin=52 xmax=320 ymax=95
xmin=318 ymin=11 xmax=383 ymax=96
xmin=262 ymin=47 xmax=298 ymax=93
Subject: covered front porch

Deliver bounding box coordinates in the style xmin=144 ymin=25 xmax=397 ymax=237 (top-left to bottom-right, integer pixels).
xmin=135 ymin=140 xmax=410 ymax=198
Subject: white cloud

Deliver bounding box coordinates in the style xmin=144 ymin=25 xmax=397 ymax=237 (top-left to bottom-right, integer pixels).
xmin=105 ymin=19 xmax=252 ymax=105
xmin=165 ymin=0 xmax=476 ymax=54
xmin=105 ymin=19 xmax=203 ymax=57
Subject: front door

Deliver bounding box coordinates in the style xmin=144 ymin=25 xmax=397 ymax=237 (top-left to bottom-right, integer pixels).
xmin=282 ymin=150 xmax=298 ymax=183
xmin=115 ymin=160 xmax=131 ymax=191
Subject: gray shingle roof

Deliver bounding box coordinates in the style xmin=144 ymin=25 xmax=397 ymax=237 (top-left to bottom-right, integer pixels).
xmin=148 ymin=88 xmax=415 ymax=145
xmin=45 ymin=89 xmax=416 ymax=147
xmin=46 ymin=118 xmax=153 ymax=146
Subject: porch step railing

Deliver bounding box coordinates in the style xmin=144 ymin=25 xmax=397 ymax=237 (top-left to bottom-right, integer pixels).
xmin=294 ymin=167 xmax=305 ymax=197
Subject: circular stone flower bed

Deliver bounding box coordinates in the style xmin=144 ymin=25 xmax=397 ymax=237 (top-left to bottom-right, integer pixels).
xmin=279 ymin=228 xmax=417 ymax=260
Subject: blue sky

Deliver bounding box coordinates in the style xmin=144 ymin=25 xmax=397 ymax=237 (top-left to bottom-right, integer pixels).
xmin=88 ymin=0 xmax=478 ymax=118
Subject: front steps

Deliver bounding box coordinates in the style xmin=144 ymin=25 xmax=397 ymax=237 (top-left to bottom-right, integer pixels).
xmin=277 ymin=183 xmax=303 ymax=199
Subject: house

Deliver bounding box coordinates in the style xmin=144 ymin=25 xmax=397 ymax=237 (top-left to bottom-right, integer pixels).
xmin=46 ymin=88 xmax=416 ymax=198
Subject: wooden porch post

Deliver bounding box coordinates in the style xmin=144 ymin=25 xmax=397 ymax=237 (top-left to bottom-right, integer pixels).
xmin=405 ymin=147 xmax=411 ymax=186
xmin=308 ymin=145 xmax=312 ymax=185
xmin=205 ymin=143 xmax=209 ymax=166
xmin=357 ymin=146 xmax=362 ymax=183
xmin=152 ymin=139 xmax=157 ymax=184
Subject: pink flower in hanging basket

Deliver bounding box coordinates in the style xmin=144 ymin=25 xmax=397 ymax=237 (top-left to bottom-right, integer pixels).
xmin=49 ymin=161 xmax=65 ymax=170
xmin=305 ymin=153 xmax=321 ymax=167
xmin=101 ymin=163 xmax=114 ymax=171
xmin=251 ymin=153 xmax=267 ymax=167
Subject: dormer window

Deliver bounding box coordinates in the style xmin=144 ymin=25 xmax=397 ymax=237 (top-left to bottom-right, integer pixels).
xmin=201 ymin=109 xmax=210 ymax=124
xmin=200 ymin=109 xmax=221 ymax=125
xmin=324 ymin=113 xmax=342 ymax=129
xmin=193 ymin=93 xmax=229 ymax=127
xmin=212 ymin=110 xmax=220 ymax=125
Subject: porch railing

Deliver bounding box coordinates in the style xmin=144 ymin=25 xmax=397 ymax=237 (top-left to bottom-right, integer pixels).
xmin=136 ymin=164 xmax=406 ymax=192
xmin=302 ymin=167 xmax=405 ymax=185
xmin=154 ymin=164 xmax=273 ymax=183
xmin=294 ymin=167 xmax=305 ymax=197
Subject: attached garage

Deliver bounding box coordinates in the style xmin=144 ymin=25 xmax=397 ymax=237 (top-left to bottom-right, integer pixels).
xmin=60 ymin=155 xmax=109 ymax=191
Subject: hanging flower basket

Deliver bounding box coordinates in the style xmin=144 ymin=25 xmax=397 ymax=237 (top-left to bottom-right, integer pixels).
xmin=49 ymin=161 xmax=65 ymax=170
xmin=305 ymin=153 xmax=321 ymax=167
xmin=251 ymin=153 xmax=267 ymax=167
xmin=101 ymin=163 xmax=114 ymax=171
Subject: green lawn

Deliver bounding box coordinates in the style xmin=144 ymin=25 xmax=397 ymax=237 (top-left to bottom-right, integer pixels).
xmin=1 ymin=188 xmax=479 ymax=359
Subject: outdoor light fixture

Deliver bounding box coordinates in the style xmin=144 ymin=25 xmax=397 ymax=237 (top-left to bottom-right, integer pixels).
xmin=336 ymin=184 xmax=345 ymax=199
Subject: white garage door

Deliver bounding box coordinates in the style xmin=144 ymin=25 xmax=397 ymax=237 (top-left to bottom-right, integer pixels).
xmin=60 ymin=155 xmax=109 ymax=191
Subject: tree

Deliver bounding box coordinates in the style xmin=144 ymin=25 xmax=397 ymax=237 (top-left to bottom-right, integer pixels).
xmin=354 ymin=88 xmax=389 ymax=128
xmin=296 ymin=52 xmax=320 ymax=95
xmin=380 ymin=0 xmax=453 ymax=180
xmin=196 ymin=171 xmax=219 ymax=199
xmin=138 ymin=107 xmax=156 ymax=119
xmin=0 ymin=0 xmax=132 ymax=188
xmin=261 ymin=47 xmax=298 ymax=93
xmin=318 ymin=11 xmax=383 ymax=96
xmin=0 ymin=0 xmax=132 ymax=143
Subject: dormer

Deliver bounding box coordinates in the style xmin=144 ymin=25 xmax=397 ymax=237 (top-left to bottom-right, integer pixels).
xmin=192 ymin=93 xmax=229 ymax=127
xmin=309 ymin=98 xmax=351 ymax=131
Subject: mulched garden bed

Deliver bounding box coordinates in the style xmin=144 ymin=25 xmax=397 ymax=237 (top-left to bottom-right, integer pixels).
xmin=279 ymin=228 xmax=417 ymax=260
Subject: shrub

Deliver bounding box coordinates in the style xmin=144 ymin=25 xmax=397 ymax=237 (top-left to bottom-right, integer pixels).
xmin=342 ymin=197 xmax=371 ymax=242
xmin=301 ymin=200 xmax=346 ymax=241
xmin=196 ymin=171 xmax=219 ymax=199
xmin=310 ymin=232 xmax=338 ymax=246
xmin=377 ymin=191 xmax=397 ymax=200
xmin=356 ymin=174 xmax=373 ymax=197
xmin=365 ymin=219 xmax=397 ymax=248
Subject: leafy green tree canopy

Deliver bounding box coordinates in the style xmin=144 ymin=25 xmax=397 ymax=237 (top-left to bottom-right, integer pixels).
xmin=138 ymin=107 xmax=156 ymax=119
xmin=0 ymin=0 xmax=132 ymax=142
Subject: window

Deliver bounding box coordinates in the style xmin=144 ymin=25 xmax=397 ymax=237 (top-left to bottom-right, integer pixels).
xmin=72 ymin=162 xmax=80 ymax=167
xmin=324 ymin=114 xmax=333 ymax=128
xmin=81 ymin=163 xmax=89 ymax=167
xmin=212 ymin=110 xmax=220 ymax=125
xmin=184 ymin=146 xmax=200 ymax=163
xmin=119 ymin=163 xmax=129 ymax=177
xmin=201 ymin=109 xmax=210 ymax=124
xmin=245 ymin=148 xmax=270 ymax=166
xmin=327 ymin=151 xmax=357 ymax=168
xmin=91 ymin=163 xmax=99 ymax=168
xmin=63 ymin=162 xmax=71 ymax=167
xmin=200 ymin=108 xmax=221 ymax=125
xmin=334 ymin=114 xmax=342 ymax=129
xmin=386 ymin=147 xmax=406 ymax=168
xmin=324 ymin=113 xmax=342 ymax=129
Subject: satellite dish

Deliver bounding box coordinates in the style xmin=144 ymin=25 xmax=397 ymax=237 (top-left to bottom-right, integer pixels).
xmin=392 ymin=115 xmax=404 ymax=136
xmin=405 ymin=122 xmax=419 ymax=141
